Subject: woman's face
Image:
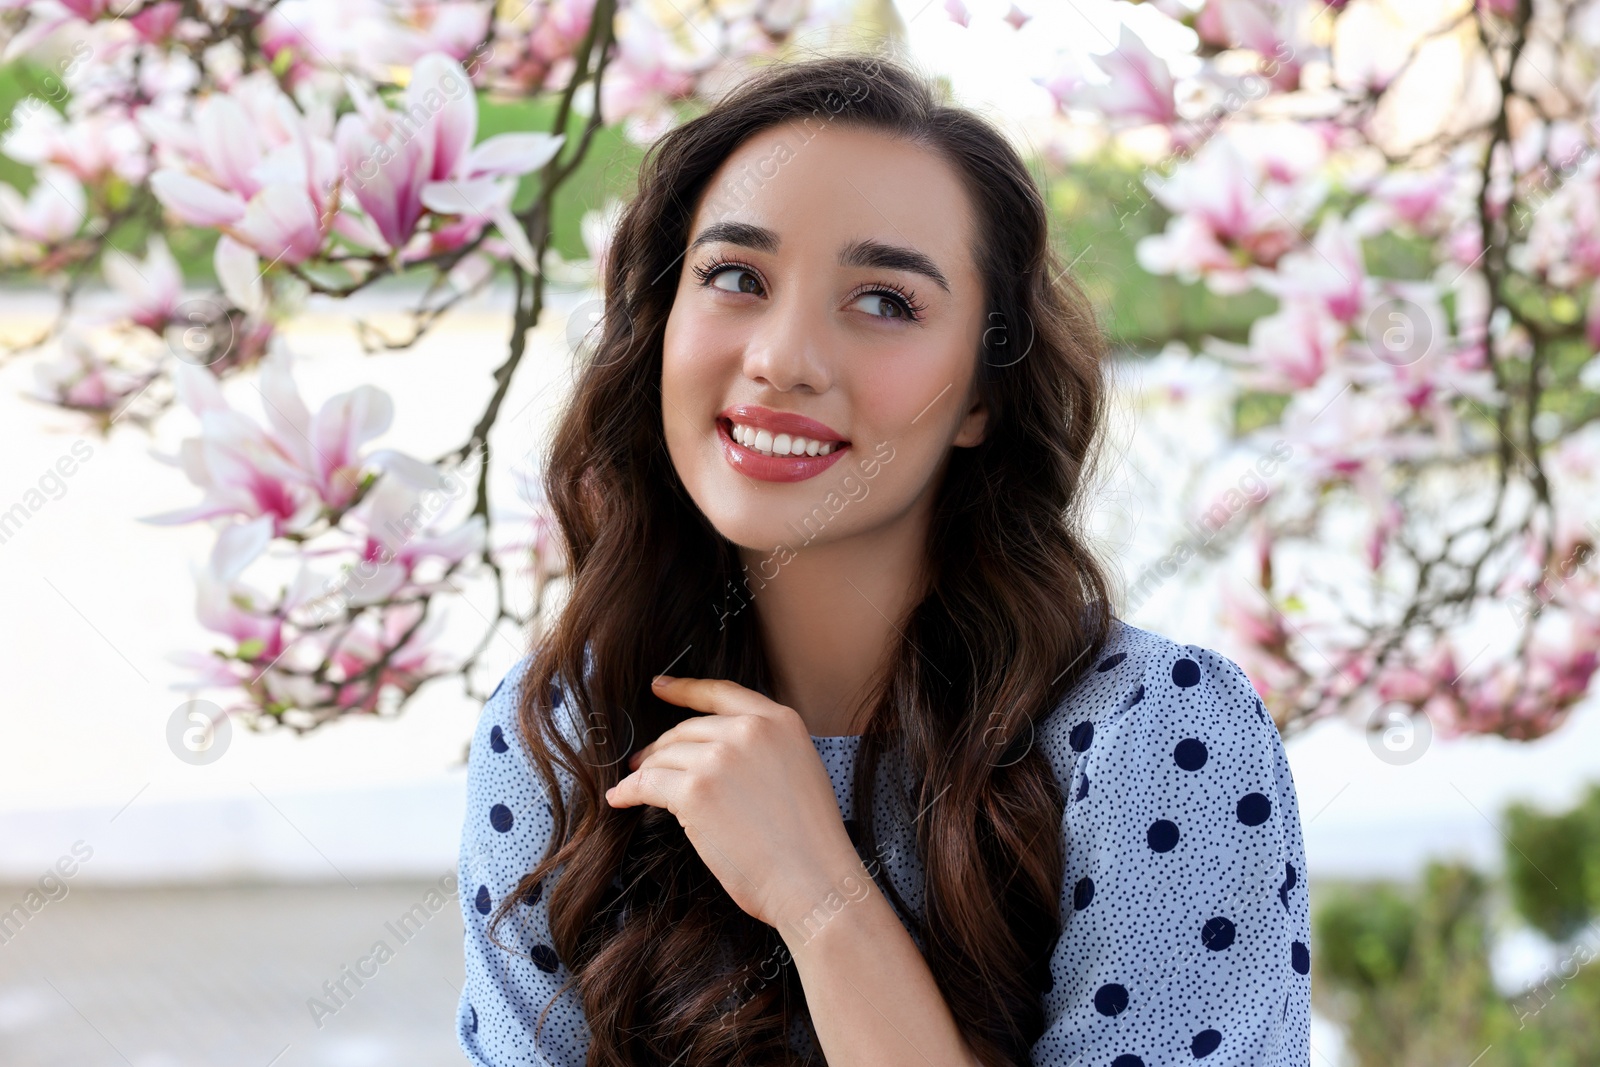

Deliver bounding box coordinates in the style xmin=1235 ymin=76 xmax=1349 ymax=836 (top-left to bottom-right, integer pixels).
xmin=660 ymin=121 xmax=989 ymax=556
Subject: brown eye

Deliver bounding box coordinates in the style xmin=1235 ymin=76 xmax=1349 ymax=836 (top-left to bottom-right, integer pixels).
xmin=691 ymin=263 xmax=764 ymax=299
xmin=851 ymin=293 xmax=906 ymax=319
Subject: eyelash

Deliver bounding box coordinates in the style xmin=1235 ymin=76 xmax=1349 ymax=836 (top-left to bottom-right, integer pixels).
xmin=689 ymin=258 xmax=928 ymax=323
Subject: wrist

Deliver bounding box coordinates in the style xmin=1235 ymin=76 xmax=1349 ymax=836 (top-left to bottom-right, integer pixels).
xmin=776 ymin=856 xmax=885 ymax=956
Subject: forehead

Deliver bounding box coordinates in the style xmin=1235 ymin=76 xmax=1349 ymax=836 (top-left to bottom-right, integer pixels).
xmin=688 ymin=121 xmax=977 ymax=277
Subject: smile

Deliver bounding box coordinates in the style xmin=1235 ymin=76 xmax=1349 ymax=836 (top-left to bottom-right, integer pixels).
xmin=716 ymin=418 xmax=851 ymax=482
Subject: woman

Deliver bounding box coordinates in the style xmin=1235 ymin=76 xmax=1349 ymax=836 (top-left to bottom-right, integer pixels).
xmin=458 ymin=50 xmax=1311 ymax=1067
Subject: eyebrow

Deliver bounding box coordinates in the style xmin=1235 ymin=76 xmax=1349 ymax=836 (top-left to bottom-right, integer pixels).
xmin=686 ymin=222 xmax=951 ymax=292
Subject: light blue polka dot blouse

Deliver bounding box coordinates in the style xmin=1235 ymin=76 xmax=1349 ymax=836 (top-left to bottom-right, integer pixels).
xmin=456 ymin=619 xmax=1313 ymax=1065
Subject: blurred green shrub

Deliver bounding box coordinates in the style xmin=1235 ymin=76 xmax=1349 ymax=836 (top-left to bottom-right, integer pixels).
xmin=1313 ymin=785 xmax=1600 ymax=1066
xmin=1503 ymin=783 xmax=1600 ymax=942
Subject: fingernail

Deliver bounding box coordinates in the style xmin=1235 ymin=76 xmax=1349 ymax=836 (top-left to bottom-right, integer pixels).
xmin=651 ymin=675 xmax=670 ymax=687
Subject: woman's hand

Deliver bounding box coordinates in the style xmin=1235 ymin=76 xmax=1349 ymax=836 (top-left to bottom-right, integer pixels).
xmin=605 ymin=675 xmax=863 ymax=932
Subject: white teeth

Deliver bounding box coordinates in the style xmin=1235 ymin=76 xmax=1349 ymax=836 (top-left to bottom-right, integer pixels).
xmin=729 ymin=421 xmax=841 ymax=458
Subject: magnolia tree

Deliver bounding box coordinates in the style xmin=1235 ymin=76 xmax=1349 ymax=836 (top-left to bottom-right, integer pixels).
xmin=2 ymin=0 xmax=1597 ymax=746
xmin=1058 ymin=0 xmax=1600 ymax=744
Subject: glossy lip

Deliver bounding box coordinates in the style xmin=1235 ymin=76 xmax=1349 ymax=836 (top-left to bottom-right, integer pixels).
xmin=716 ymin=418 xmax=850 ymax=483
xmin=717 ymin=404 xmax=849 ymax=445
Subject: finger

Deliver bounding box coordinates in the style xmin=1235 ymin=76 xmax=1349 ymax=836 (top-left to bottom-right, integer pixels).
xmin=605 ymin=764 xmax=686 ymax=811
xmin=651 ymin=675 xmax=775 ymax=721
xmin=629 ymin=716 xmax=730 ymax=767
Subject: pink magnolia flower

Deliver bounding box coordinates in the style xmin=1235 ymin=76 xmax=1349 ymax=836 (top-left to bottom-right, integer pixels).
xmin=1136 ymin=139 xmax=1306 ymax=294
xmin=1211 ymin=300 xmax=1349 ymax=392
xmin=1003 ymin=4 xmax=1031 ymax=30
xmin=2 ymin=105 xmax=147 ymax=185
xmin=0 ymin=166 xmax=84 ymax=246
xmin=145 ymin=74 xmax=337 ymax=266
xmin=944 ymin=0 xmax=970 ymax=28
xmin=487 ymin=0 xmax=596 ymax=94
xmin=129 ymin=1 xmax=181 ymax=42
xmin=1196 ymin=0 xmax=1299 ymax=88
xmin=336 ymin=52 xmax=562 ymax=270
xmin=325 ymin=600 xmax=452 ymax=714
xmin=1077 ymin=23 xmax=1179 ymax=129
xmin=142 ymin=345 xmax=434 ymax=532
xmin=1250 ymin=214 xmax=1370 ymax=325
xmin=1348 ymin=166 xmax=1457 ymax=237
xmin=343 ymin=472 xmax=487 ymax=606
xmin=104 ymin=234 xmax=182 ymax=332
xmin=31 ymin=330 xmax=143 ymax=413
xmin=379 ymin=0 xmax=493 ymax=67
xmin=599 ymin=15 xmax=702 ymax=143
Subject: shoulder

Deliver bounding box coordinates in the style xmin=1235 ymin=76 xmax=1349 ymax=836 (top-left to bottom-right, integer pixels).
xmin=1036 ymin=619 xmax=1278 ymax=784
xmin=467 ymin=653 xmax=584 ymax=812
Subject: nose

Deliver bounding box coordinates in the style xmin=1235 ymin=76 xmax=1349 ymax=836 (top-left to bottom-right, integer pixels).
xmin=740 ymin=284 xmax=833 ymax=394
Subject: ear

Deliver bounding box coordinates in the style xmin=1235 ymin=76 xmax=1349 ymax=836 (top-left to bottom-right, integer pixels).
xmin=952 ymin=385 xmax=988 ymax=448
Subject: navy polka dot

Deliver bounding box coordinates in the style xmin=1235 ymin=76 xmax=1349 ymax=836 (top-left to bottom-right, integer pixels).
xmin=1069 ymin=720 xmax=1093 ymax=752
xmin=1238 ymin=792 xmax=1272 ymax=826
xmin=1192 ymin=1028 xmax=1222 ymax=1057
xmin=457 ymin=621 xmax=1313 ymax=1064
xmin=1094 ymin=982 xmax=1129 ymax=1016
xmin=1201 ymin=916 xmax=1235 ymax=951
xmin=1174 ymin=737 xmax=1208 ymax=770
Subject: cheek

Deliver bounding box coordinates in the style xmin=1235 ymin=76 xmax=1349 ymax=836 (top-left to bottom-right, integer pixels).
xmin=661 ymin=309 xmax=706 ymax=420
xmin=852 ymin=334 xmax=974 ymax=440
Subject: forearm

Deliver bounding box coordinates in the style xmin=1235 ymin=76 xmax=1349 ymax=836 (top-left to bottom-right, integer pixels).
xmin=778 ymin=862 xmax=983 ymax=1067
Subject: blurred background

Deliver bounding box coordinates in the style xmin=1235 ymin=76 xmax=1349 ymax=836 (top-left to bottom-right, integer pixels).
xmin=3 ymin=0 xmax=1600 ymax=1063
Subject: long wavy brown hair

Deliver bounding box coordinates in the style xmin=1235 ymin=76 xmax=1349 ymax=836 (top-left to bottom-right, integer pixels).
xmin=486 ymin=48 xmax=1115 ymax=1067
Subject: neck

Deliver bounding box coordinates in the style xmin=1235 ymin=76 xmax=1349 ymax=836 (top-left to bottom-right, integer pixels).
xmin=737 ymin=501 xmax=931 ymax=738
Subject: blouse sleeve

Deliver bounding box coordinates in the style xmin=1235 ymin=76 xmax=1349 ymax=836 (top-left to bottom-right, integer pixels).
xmin=1029 ymin=628 xmax=1312 ymax=1066
xmin=456 ymin=658 xmax=592 ymax=1066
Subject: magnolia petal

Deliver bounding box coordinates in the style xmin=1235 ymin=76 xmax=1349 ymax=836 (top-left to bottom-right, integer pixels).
xmin=171 ymin=359 xmax=230 ymax=416
xmin=214 ymin=235 xmax=265 ymax=317
xmin=419 ymin=175 xmax=510 ymax=219
xmin=310 ymin=385 xmax=394 ymax=492
xmin=210 ymin=514 xmax=274 ymax=581
xmin=464 ymin=132 xmax=565 ymax=178
xmin=257 ymin=345 xmax=314 ymax=464
xmin=195 ymin=95 xmax=263 ymax=199
xmin=139 ymin=500 xmax=244 ymax=525
xmin=367 ymin=448 xmax=448 ymax=490
xmin=409 ymin=52 xmax=477 ymax=181
xmin=491 ymin=200 xmax=537 ymax=273
xmin=236 ymin=183 xmax=323 ymax=265
xmin=150 ymin=169 xmax=247 ymax=226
